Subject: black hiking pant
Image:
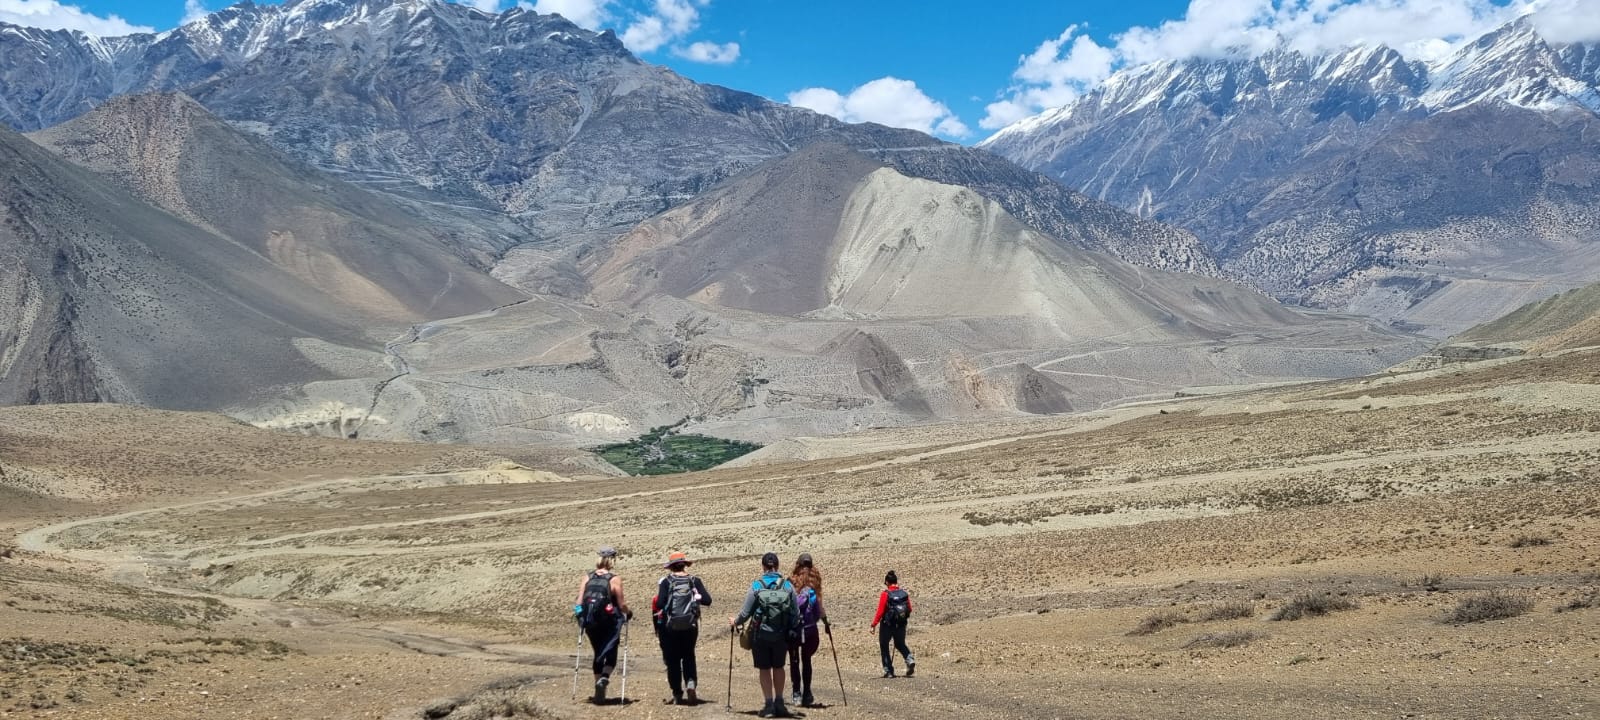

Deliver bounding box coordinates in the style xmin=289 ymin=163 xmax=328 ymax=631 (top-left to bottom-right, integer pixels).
xmin=659 ymin=626 xmax=699 ymax=696
xmin=878 ymin=622 xmax=913 ymax=673
xmin=586 ymin=619 xmax=622 ymax=678
xmin=788 ymin=626 xmax=820 ymax=696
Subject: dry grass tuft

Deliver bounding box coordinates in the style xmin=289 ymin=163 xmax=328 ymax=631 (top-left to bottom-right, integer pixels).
xmin=1128 ymin=609 xmax=1187 ymax=636
xmin=1556 ymin=591 xmax=1598 ymax=613
xmin=1195 ymin=601 xmax=1255 ymax=622
xmin=1447 ymin=591 xmax=1534 ymax=624
xmin=420 ymin=677 xmax=556 ymax=720
xmin=1508 ymin=535 xmax=1553 ymax=548
xmin=1271 ymin=592 xmax=1359 ymax=621
xmin=1183 ymin=630 xmax=1262 ymax=649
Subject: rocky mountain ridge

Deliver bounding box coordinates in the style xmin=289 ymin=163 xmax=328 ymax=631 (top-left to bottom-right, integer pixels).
xmin=0 ymin=0 xmax=1217 ymax=279
xmin=983 ymin=18 xmax=1600 ymax=337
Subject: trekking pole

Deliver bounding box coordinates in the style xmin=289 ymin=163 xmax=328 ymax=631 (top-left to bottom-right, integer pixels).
xmin=726 ymin=625 xmax=736 ymax=709
xmin=825 ymin=625 xmax=847 ymax=707
xmin=620 ymin=620 xmax=631 ymax=703
xmin=570 ymin=624 xmax=584 ymax=700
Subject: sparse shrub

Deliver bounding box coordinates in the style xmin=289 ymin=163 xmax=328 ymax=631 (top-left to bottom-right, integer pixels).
xmin=420 ymin=676 xmax=554 ymax=719
xmin=1195 ymin=601 xmax=1255 ymax=622
xmin=1271 ymin=592 xmax=1359 ymax=621
xmin=1417 ymin=574 xmax=1447 ymax=590
xmin=1556 ymin=591 xmax=1598 ymax=613
xmin=1508 ymin=535 xmax=1553 ymax=548
xmin=1447 ymin=591 xmax=1534 ymax=624
xmin=1128 ymin=609 xmax=1187 ymax=636
xmin=1183 ymin=630 xmax=1261 ymax=649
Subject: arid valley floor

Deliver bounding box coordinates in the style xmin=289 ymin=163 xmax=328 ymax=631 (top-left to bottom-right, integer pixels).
xmin=3 ymin=350 xmax=1598 ymax=719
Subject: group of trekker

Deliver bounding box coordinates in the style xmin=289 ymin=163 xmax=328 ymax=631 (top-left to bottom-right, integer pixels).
xmin=574 ymin=547 xmax=916 ymax=718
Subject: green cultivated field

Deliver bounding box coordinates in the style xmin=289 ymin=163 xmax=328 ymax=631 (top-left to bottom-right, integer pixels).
xmin=596 ymin=424 xmax=761 ymax=475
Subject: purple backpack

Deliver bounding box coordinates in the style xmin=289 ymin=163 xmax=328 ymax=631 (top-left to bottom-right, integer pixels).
xmin=796 ymin=587 xmax=821 ymax=629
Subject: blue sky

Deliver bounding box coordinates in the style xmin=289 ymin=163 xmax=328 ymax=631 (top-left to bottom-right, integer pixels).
xmin=3 ymin=0 xmax=1576 ymax=141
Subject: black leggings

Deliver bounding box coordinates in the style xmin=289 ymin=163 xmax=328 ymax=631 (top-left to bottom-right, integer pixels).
xmin=586 ymin=620 xmax=621 ymax=678
xmin=788 ymin=627 xmax=820 ymax=694
xmin=659 ymin=627 xmax=699 ymax=695
xmin=878 ymin=623 xmax=913 ymax=672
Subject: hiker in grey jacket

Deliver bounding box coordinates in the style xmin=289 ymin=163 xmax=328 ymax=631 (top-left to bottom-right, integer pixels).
xmin=729 ymin=552 xmax=802 ymax=718
xmin=653 ymin=551 xmax=712 ymax=705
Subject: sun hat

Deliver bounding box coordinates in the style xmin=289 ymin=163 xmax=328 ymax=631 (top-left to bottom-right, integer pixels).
xmin=663 ymin=551 xmax=693 ymax=568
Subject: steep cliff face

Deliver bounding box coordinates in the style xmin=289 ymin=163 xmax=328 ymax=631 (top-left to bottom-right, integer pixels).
xmin=29 ymin=93 xmax=525 ymax=323
xmin=0 ymin=101 xmax=528 ymax=409
xmin=589 ymin=144 xmax=1296 ymax=334
xmin=984 ymin=19 xmax=1600 ymax=336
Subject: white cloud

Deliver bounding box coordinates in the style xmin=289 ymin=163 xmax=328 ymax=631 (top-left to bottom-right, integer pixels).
xmin=182 ymin=0 xmax=207 ymax=24
xmin=675 ymin=39 xmax=739 ymax=64
xmin=0 ymin=0 xmax=153 ymax=35
xmin=1526 ymin=0 xmax=1600 ymax=44
xmin=521 ymin=0 xmax=739 ymax=61
xmin=522 ymin=0 xmax=612 ymax=28
xmin=788 ymin=77 xmax=970 ymax=139
xmin=982 ymin=0 xmax=1555 ymax=131
xmin=620 ymin=0 xmax=702 ymax=53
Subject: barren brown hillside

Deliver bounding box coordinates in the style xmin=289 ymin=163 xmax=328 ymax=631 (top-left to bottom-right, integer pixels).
xmin=4 ymin=351 xmax=1598 ymax=719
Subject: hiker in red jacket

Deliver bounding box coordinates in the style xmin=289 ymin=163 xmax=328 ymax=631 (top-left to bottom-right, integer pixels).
xmin=869 ymin=569 xmax=915 ymax=678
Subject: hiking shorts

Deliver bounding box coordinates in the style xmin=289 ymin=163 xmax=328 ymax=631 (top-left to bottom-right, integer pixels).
xmin=750 ymin=638 xmax=788 ymax=669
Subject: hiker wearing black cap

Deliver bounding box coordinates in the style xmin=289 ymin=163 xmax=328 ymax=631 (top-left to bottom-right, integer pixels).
xmin=574 ymin=546 xmax=632 ymax=703
xmin=787 ymin=553 xmax=830 ymax=707
xmin=730 ymin=552 xmax=802 ymax=718
xmin=653 ymin=551 xmax=712 ymax=705
xmin=870 ymin=570 xmax=915 ymax=678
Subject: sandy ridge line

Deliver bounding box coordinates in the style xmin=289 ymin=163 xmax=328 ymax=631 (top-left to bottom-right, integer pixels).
xmin=186 ymin=432 xmax=1599 ymax=567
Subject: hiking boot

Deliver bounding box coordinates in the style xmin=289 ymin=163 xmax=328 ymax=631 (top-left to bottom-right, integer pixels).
xmin=906 ymin=661 xmax=916 ymax=678
xmin=685 ymin=681 xmax=697 ymax=704
xmin=671 ymin=692 xmax=684 ymax=705
xmin=882 ymin=668 xmax=896 ymax=678
xmin=802 ymin=691 xmax=815 ymax=707
xmin=772 ymin=701 xmax=793 ymax=718
xmin=758 ymin=700 xmax=776 ymax=718
xmin=791 ymin=691 xmax=802 ymax=707
xmin=593 ymin=677 xmax=608 ymax=704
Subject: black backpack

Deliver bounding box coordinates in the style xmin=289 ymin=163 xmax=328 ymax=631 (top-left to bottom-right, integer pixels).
xmin=581 ymin=571 xmax=616 ymax=628
xmin=662 ymin=575 xmax=700 ymax=631
xmin=884 ymin=588 xmax=911 ymax=625
xmin=752 ymin=577 xmax=796 ymax=642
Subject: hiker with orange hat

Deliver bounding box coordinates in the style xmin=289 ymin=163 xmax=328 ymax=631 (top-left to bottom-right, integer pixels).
xmin=653 ymin=551 xmax=713 ymax=705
